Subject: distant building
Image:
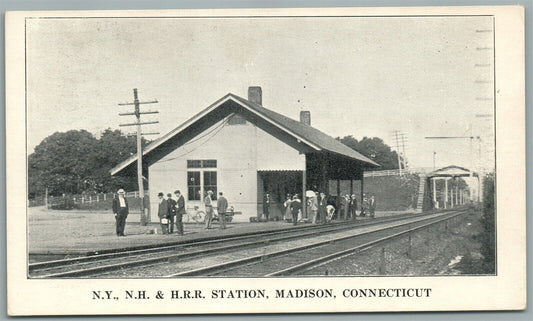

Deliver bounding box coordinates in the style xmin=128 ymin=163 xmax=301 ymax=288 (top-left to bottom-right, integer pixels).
xmin=111 ymin=87 xmax=379 ymax=221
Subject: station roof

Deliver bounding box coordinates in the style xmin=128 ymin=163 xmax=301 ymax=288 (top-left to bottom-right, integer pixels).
xmin=111 ymin=93 xmax=379 ymax=176
xmin=427 ymin=165 xmax=478 ymax=178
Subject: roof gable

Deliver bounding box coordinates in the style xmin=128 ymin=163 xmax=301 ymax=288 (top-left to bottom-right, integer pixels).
xmin=111 ymin=93 xmax=379 ymax=176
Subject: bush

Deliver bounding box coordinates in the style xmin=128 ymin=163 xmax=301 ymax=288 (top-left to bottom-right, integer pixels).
xmin=362 ymin=174 xmax=420 ymax=211
xmin=478 ymin=173 xmax=495 ymax=273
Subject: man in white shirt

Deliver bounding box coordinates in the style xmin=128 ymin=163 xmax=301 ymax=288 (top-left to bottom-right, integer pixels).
xmin=112 ymin=189 xmax=129 ymax=236
xmin=204 ymin=190 xmax=214 ymax=229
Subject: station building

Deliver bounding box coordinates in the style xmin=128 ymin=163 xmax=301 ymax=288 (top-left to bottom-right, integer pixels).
xmin=111 ymin=87 xmax=379 ymax=222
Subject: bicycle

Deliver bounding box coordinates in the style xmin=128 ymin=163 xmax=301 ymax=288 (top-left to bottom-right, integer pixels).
xmin=212 ymin=206 xmax=234 ymax=223
xmin=183 ymin=206 xmax=206 ymax=223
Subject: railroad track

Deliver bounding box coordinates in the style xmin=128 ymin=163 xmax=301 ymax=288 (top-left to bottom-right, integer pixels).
xmin=29 ymin=209 xmax=463 ymax=278
xmin=108 ymin=209 xmax=466 ymax=278
xmin=173 ymin=210 xmax=468 ymax=277
xmin=266 ymin=211 xmax=468 ymax=276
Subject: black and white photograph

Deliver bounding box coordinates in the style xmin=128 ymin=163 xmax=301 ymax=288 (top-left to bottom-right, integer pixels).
xmin=6 ymin=6 xmax=525 ymax=315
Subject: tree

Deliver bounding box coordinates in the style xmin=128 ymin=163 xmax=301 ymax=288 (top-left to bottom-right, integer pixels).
xmin=336 ymin=135 xmax=400 ymax=169
xmin=28 ymin=130 xmax=99 ymax=196
xmin=28 ymin=128 xmax=147 ymax=196
xmin=479 ymin=172 xmax=495 ymax=273
xmin=92 ymin=129 xmax=139 ymax=193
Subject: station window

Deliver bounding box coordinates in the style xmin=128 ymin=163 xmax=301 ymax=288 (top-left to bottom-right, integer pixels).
xmin=187 ymin=160 xmax=217 ymax=201
xmin=203 ymin=171 xmax=217 ymax=200
xmin=187 ymin=160 xmax=202 ymax=168
xmin=187 ymin=159 xmax=217 ymax=168
xmin=187 ymin=172 xmax=201 ymax=201
xmin=202 ymin=160 xmax=217 ymax=168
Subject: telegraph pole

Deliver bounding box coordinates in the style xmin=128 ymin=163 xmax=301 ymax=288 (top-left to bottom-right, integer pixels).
xmin=398 ymin=132 xmax=409 ymax=171
xmin=393 ymin=130 xmax=403 ymax=176
xmin=400 ymin=133 xmax=408 ymax=170
xmin=119 ymin=88 xmax=159 ymax=225
xmin=474 ymin=113 xmax=494 ymax=202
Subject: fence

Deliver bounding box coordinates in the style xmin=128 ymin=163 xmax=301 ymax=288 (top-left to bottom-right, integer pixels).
xmin=29 ymin=191 xmax=149 ymax=209
xmin=364 ymin=167 xmax=433 ymax=178
xmin=364 ymin=169 xmax=402 ymax=177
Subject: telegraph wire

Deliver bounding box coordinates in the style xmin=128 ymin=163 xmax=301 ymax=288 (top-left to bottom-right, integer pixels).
xmin=157 ymin=118 xmax=231 ymax=163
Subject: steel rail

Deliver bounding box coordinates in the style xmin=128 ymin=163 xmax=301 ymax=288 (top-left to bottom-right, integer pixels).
xmin=265 ymin=211 xmax=466 ymax=276
xmin=166 ymin=210 xmax=466 ymax=277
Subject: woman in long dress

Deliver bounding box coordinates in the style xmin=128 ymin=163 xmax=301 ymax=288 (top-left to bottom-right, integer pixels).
xmin=283 ymin=194 xmax=292 ymax=222
xmin=310 ymin=193 xmax=318 ymax=224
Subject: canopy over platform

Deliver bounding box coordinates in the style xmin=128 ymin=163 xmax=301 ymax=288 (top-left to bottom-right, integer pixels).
xmin=426 ymin=165 xmax=478 ymax=178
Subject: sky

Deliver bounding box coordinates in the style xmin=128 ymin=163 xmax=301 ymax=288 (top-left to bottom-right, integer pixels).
xmin=26 ymin=15 xmax=495 ymax=170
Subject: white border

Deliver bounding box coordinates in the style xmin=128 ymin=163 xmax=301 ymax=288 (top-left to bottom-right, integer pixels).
xmin=5 ymin=6 xmax=526 ymax=315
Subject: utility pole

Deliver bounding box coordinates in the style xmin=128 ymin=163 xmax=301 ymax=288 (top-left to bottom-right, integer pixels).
xmin=393 ymin=130 xmax=403 ymax=176
xmin=400 ymin=133 xmax=408 ymax=170
xmin=118 ymin=88 xmax=159 ymax=225
xmin=474 ymin=113 xmax=494 ymax=202
xmin=432 ymin=151 xmax=437 ymax=207
xmin=44 ymin=187 xmax=49 ymax=209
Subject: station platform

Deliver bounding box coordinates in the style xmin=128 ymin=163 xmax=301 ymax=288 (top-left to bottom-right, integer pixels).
xmin=27 ymin=206 xmax=415 ymax=258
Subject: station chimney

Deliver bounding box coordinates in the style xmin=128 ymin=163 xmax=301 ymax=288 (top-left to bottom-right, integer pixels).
xmin=248 ymin=86 xmax=262 ymax=105
xmin=300 ymin=110 xmax=311 ymax=126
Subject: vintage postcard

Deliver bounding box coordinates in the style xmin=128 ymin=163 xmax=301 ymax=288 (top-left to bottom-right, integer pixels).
xmin=5 ymin=6 xmax=525 ymax=315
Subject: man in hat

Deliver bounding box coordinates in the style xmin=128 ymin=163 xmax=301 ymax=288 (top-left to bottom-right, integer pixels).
xmin=343 ymin=194 xmax=350 ymax=220
xmin=217 ymin=191 xmax=229 ymax=229
xmin=166 ymin=193 xmax=177 ymax=233
xmin=157 ymin=192 xmax=170 ymax=234
xmin=174 ymin=190 xmax=185 ymax=235
xmin=204 ymin=190 xmax=214 ymax=229
xmin=112 ymin=189 xmax=129 ymax=236
xmin=318 ymin=192 xmax=328 ymax=224
xmin=289 ymin=194 xmax=302 ymax=226
xmin=350 ymin=194 xmax=358 ymax=221
xmin=361 ymin=194 xmax=369 ymax=217
xmin=369 ymin=195 xmax=377 ymax=218
xmin=262 ymin=193 xmax=271 ymax=222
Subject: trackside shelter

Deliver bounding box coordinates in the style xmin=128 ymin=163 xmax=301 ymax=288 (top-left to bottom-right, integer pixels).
xmin=111 ymin=87 xmax=379 ymax=222
xmin=424 ymin=165 xmax=478 ymax=211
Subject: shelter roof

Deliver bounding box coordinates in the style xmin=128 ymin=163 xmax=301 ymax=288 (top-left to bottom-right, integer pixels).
xmin=111 ymin=93 xmax=379 ymax=176
xmin=427 ymin=165 xmax=478 ymax=178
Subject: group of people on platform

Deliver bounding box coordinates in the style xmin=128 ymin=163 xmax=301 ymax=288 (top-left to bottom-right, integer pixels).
xmin=156 ymin=190 xmax=186 ymax=235
xmin=157 ymin=189 xmax=229 ymax=234
xmin=338 ymin=194 xmax=377 ymax=219
xmin=112 ymin=187 xmax=377 ymax=237
xmin=112 ymin=188 xmax=230 ymax=237
xmin=280 ymin=192 xmax=377 ymax=226
xmin=282 ymin=192 xmax=330 ymax=226
xmin=201 ymin=190 xmax=229 ymax=230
